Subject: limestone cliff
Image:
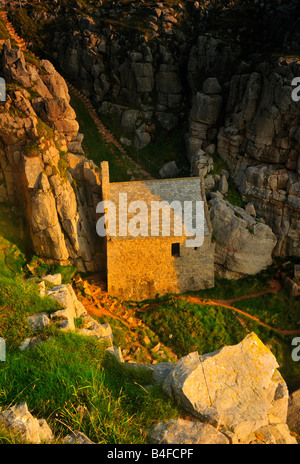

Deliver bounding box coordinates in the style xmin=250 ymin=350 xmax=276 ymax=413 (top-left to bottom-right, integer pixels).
xmin=0 ymin=41 xmax=104 ymax=271
xmin=2 ymin=0 xmax=300 ymax=269
xmin=187 ymin=52 xmax=300 ymax=259
xmin=217 ymin=59 xmax=300 ymax=257
xmin=23 ymin=0 xmax=299 ymax=260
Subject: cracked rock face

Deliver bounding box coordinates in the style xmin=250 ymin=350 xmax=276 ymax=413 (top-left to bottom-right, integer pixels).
xmin=209 ymin=198 xmax=277 ymax=279
xmin=26 ymin=0 xmax=300 ymax=263
xmin=0 ymin=42 xmax=105 ymax=272
xmin=0 ymin=402 xmax=53 ymax=444
xmin=217 ymin=59 xmax=300 ymax=258
xmin=147 ymin=418 xmax=230 ymax=445
xmin=162 ymin=333 xmax=296 ymax=444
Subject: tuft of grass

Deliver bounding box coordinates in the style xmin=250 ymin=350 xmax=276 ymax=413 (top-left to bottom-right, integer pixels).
xmin=26 ymin=255 xmax=77 ymax=283
xmin=0 ymin=424 xmax=24 ymax=444
xmin=0 ymin=276 xmax=60 ymax=351
xmin=57 ymin=150 xmax=69 ymax=182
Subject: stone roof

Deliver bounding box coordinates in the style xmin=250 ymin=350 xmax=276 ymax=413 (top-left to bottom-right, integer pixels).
xmin=106 ymin=176 xmax=211 ymax=241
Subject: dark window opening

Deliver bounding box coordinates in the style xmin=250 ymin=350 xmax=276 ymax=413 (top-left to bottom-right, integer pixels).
xmin=172 ymin=243 xmax=180 ymax=257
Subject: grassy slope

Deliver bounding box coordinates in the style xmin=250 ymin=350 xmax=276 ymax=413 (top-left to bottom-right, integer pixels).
xmin=0 ymin=207 xmax=179 ymax=444
xmin=0 ymin=204 xmax=61 ymax=350
xmin=138 ymin=299 xmax=246 ymax=358
xmin=0 ymin=332 xmax=180 ymax=444
xmin=138 ymin=269 xmax=300 ymax=392
xmin=1 ymin=3 xmax=299 ymax=441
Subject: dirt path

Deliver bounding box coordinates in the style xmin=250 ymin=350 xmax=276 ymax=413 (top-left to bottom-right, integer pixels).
xmin=73 ymin=274 xmax=300 ymax=364
xmin=138 ymin=279 xmax=300 ymax=337
xmin=180 ymin=295 xmax=300 ymax=336
xmin=73 ymin=275 xmax=178 ymax=363
xmin=212 ymin=279 xmax=282 ymax=306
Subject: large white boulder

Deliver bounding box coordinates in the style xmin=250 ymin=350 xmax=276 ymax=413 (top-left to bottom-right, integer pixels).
xmin=209 ymin=198 xmax=277 ymax=278
xmin=162 ymin=333 xmax=296 ymax=443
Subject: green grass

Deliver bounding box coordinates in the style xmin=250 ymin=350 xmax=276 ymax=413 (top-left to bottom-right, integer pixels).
xmin=0 ymin=424 xmax=25 ymax=444
xmin=0 ymin=238 xmax=25 ymax=279
xmin=0 ymin=204 xmax=180 ymax=444
xmin=187 ymin=268 xmax=275 ymax=300
xmin=0 ymin=332 xmax=180 ymax=444
xmin=26 ymin=255 xmax=77 ymax=283
xmin=0 ymin=275 xmax=61 ymax=351
xmin=0 ymin=206 xmax=66 ymax=350
xmin=186 ymin=268 xmax=300 ymax=334
xmin=139 ymin=299 xmax=247 ymax=359
xmin=137 ymin=268 xmax=300 ymax=392
xmin=233 ymin=290 xmax=300 ymax=332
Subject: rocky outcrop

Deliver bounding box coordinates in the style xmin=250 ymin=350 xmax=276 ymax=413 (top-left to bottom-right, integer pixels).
xmin=21 ymin=276 xmax=114 ymax=347
xmin=184 ymin=11 xmax=300 ymax=263
xmin=63 ymin=430 xmax=95 ymax=444
xmin=1 ymin=44 xmax=78 ymax=138
xmin=187 ymin=35 xmax=240 ymax=93
xmin=161 ymin=332 xmax=297 ymax=444
xmin=209 ymin=198 xmax=277 ymax=278
xmin=287 ymin=389 xmax=300 ymax=435
xmin=185 ymin=76 xmax=222 ymax=164
xmin=0 ymin=402 xmax=94 ymax=444
xmin=123 ymin=361 xmax=175 ymax=385
xmin=43 ymin=2 xmax=200 ymax=149
xmin=217 ymin=59 xmax=300 ymax=258
xmin=283 ymin=275 xmax=300 ymax=297
xmin=186 ymin=56 xmax=300 ymax=260
xmin=0 ymin=42 xmax=105 ymax=271
xmin=16 ymin=0 xmax=298 ymax=263
xmin=0 ymin=402 xmax=53 ymax=444
xmin=46 ymin=283 xmax=88 ymax=331
xmin=148 ymin=418 xmax=230 ymax=445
